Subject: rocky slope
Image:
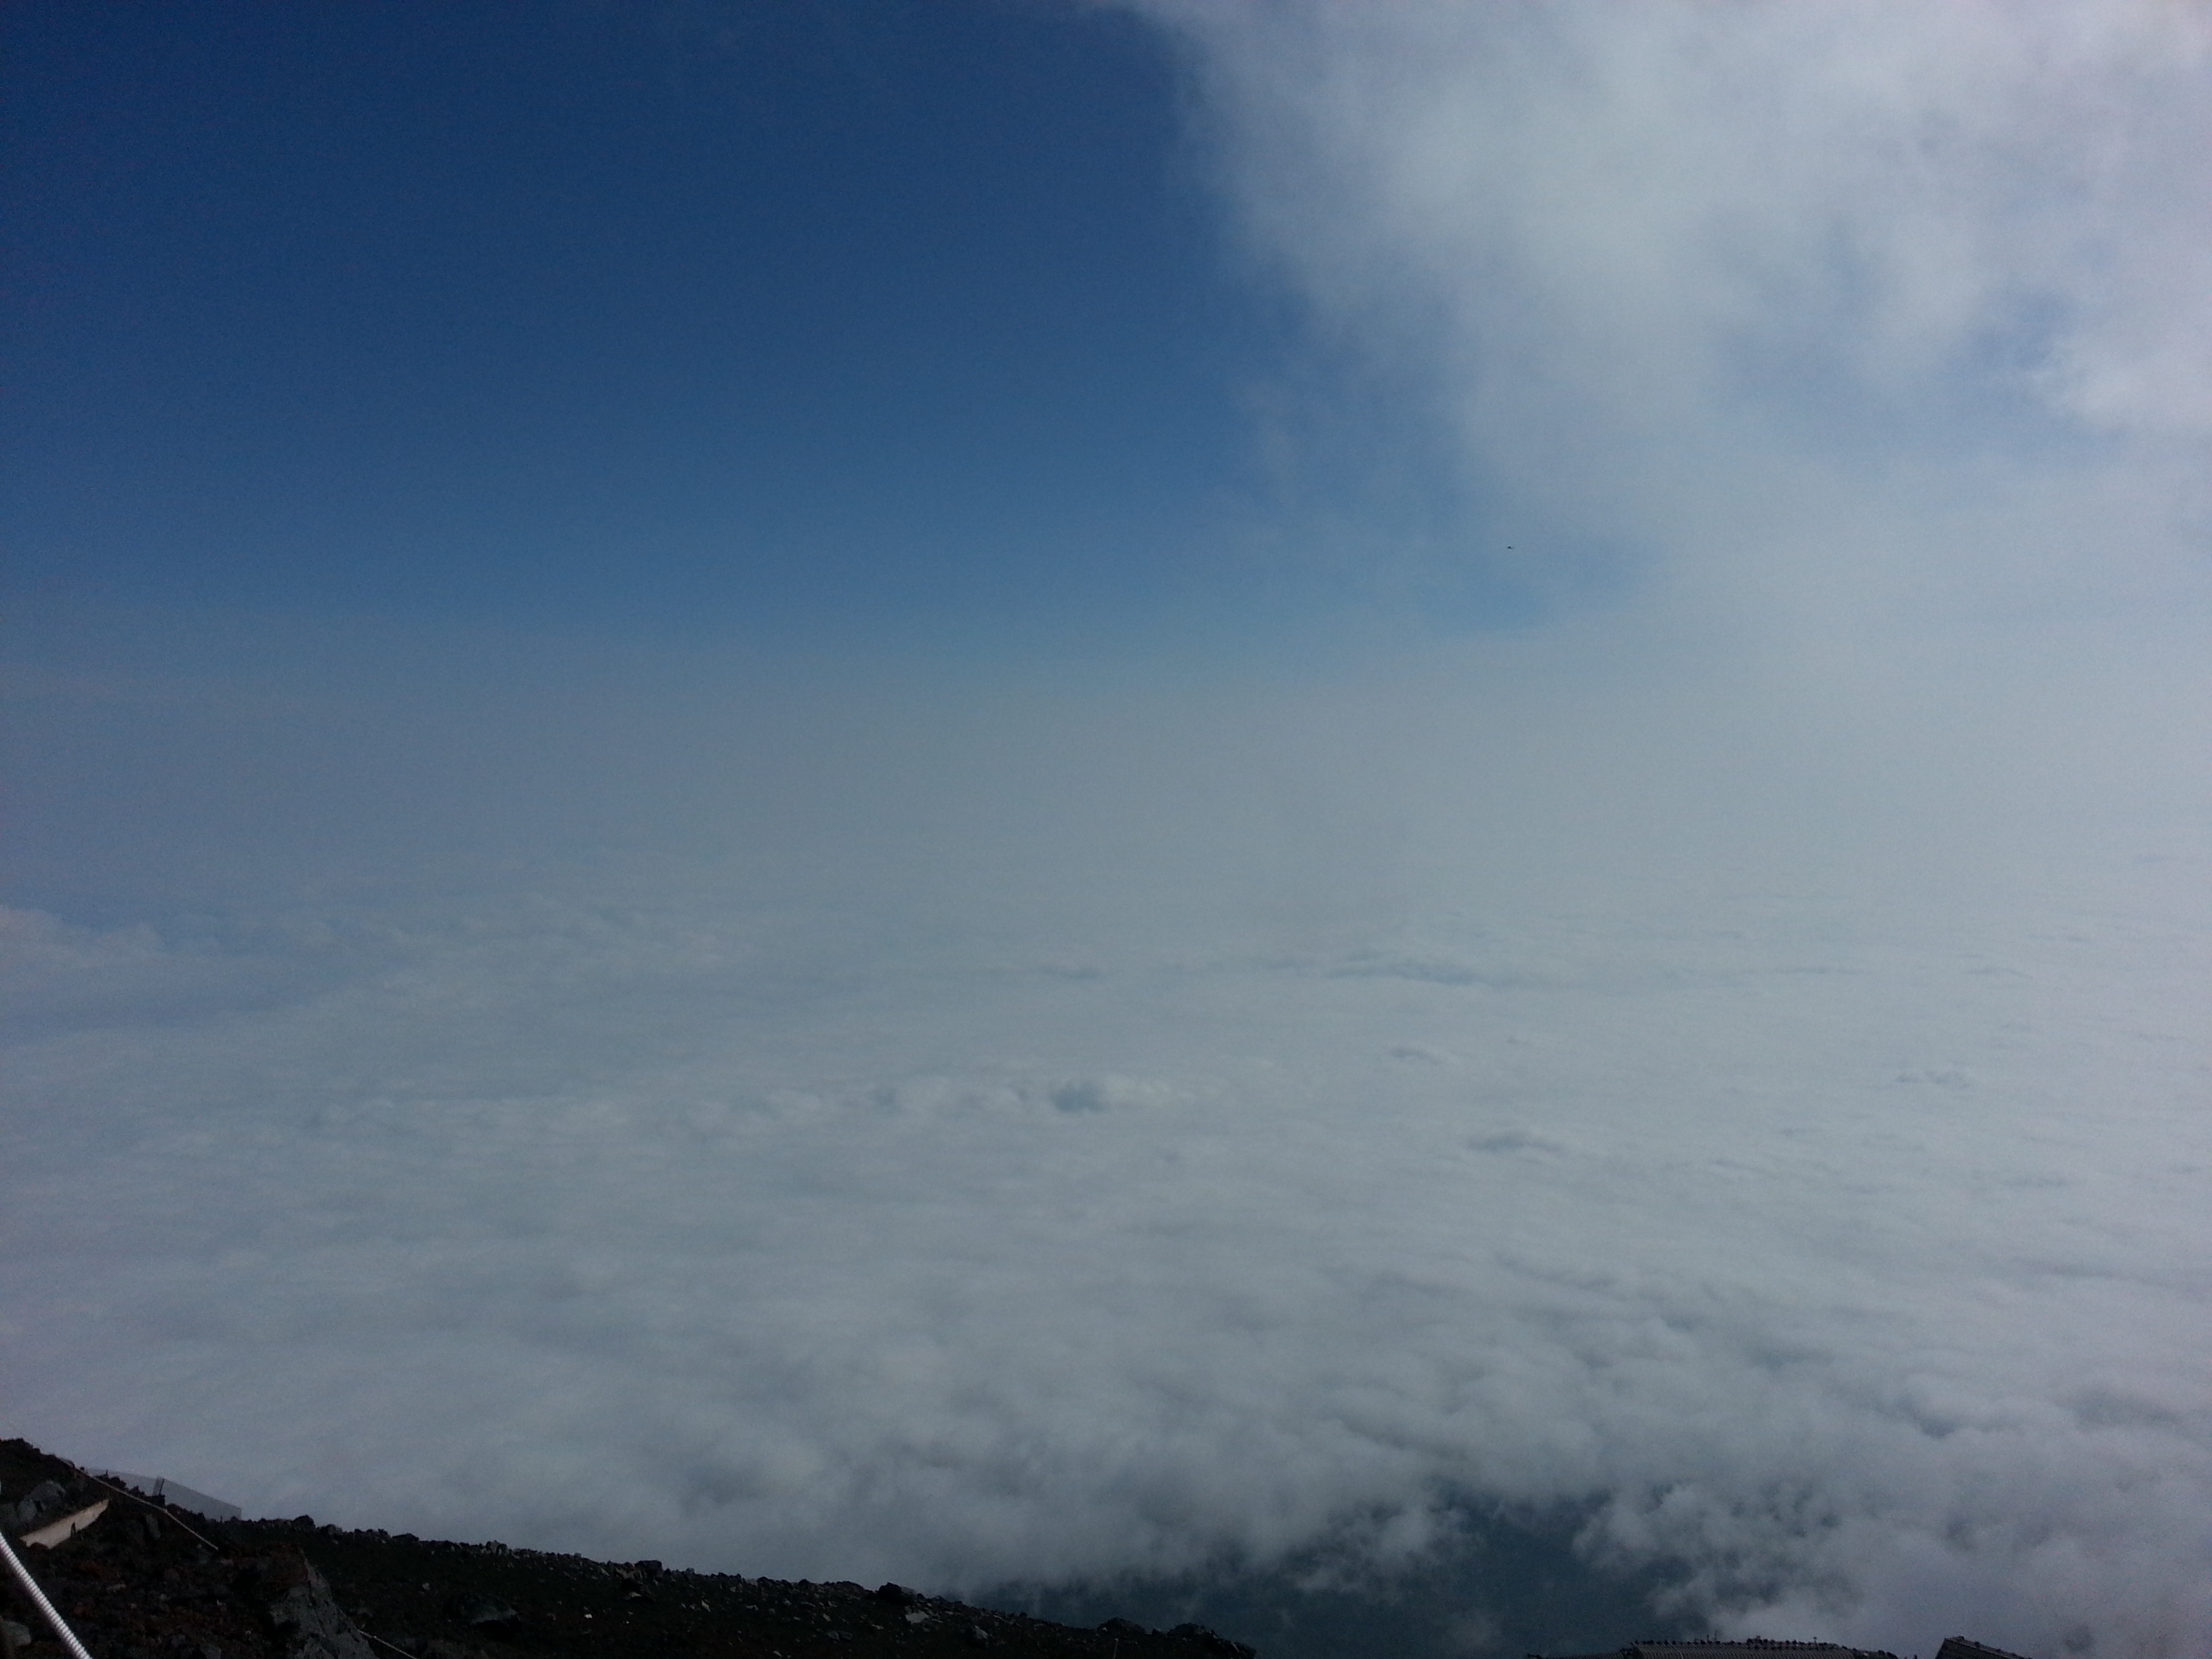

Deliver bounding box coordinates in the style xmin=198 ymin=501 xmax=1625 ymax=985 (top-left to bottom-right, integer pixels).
xmin=1 ymin=1440 xmax=1253 ymax=1659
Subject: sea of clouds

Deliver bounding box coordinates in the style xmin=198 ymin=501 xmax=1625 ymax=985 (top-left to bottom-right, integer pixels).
xmin=5 ymin=3 xmax=2211 ymax=1657
xmin=4 ymin=622 xmax=2205 ymax=1657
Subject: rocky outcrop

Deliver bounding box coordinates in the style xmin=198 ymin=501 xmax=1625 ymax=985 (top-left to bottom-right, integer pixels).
xmin=258 ymin=1555 xmax=377 ymax=1659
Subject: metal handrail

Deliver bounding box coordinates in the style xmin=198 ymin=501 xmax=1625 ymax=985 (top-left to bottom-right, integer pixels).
xmin=0 ymin=1525 xmax=97 ymax=1659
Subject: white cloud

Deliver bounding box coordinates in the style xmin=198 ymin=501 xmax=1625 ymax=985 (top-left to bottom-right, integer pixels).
xmin=3 ymin=623 xmax=2209 ymax=1656
xmin=1138 ymin=0 xmax=2212 ymax=663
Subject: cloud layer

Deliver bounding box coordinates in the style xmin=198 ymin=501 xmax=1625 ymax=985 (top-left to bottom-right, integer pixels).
xmin=5 ymin=619 xmax=2209 ymax=1657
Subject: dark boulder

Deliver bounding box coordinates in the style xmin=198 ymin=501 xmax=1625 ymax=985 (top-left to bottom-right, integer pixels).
xmin=443 ymin=1593 xmax=520 ymax=1632
xmin=1168 ymin=1624 xmax=1256 ymax=1659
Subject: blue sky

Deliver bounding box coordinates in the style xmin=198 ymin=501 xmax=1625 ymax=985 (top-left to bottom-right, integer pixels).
xmin=5 ymin=1 xmax=1310 ymax=644
xmin=7 ymin=1 xmax=2207 ymax=669
xmin=4 ymin=7 xmax=2211 ymax=1657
